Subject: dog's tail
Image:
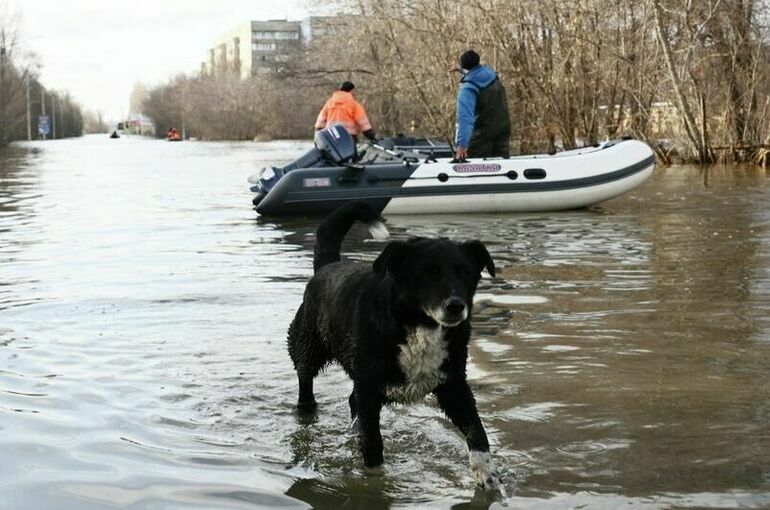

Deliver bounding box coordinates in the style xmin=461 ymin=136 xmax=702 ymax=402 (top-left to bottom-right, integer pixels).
xmin=314 ymin=201 xmax=389 ymax=273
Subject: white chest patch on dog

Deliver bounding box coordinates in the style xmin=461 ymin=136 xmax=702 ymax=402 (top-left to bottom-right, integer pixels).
xmin=367 ymin=220 xmax=389 ymax=241
xmin=386 ymin=326 xmax=448 ymax=403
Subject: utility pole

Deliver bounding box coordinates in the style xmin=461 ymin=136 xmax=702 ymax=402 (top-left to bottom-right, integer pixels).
xmin=41 ymin=88 xmax=46 ymax=140
xmin=181 ymin=85 xmax=187 ymax=140
xmin=1 ymin=34 xmax=6 ymax=143
xmin=60 ymin=96 xmax=64 ymax=138
xmin=26 ymin=73 xmax=31 ymax=140
xmin=52 ymin=95 xmax=56 ymax=139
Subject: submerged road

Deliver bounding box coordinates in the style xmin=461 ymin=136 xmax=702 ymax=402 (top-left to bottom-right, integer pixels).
xmin=1 ymin=135 xmax=769 ymax=509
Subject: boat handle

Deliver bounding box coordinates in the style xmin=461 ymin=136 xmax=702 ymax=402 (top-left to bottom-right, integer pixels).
xmin=338 ymin=176 xmax=359 ymax=185
xmin=523 ymin=168 xmax=547 ymax=179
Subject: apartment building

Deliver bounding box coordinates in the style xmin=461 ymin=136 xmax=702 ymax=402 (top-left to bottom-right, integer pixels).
xmin=201 ymin=20 xmax=305 ymax=78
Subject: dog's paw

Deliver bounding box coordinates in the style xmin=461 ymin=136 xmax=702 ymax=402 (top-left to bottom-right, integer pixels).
xmin=469 ymin=450 xmax=501 ymax=490
xmin=295 ymin=399 xmax=317 ymax=412
xmin=364 ymin=464 xmax=385 ymax=476
xmin=294 ymin=401 xmax=318 ymax=424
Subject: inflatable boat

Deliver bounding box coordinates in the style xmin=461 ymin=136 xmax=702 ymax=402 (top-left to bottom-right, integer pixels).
xmin=249 ymin=125 xmax=655 ymax=216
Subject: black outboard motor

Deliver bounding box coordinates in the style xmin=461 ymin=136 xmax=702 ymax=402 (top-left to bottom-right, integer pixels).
xmin=314 ymin=125 xmax=357 ymax=164
xmin=251 ymin=125 xmax=357 ymax=207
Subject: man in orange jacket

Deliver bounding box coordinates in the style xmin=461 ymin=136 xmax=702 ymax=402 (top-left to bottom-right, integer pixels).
xmin=315 ymin=81 xmax=377 ymax=144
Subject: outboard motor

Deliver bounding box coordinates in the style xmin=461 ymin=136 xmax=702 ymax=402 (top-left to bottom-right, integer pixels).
xmin=250 ymin=125 xmax=357 ymax=207
xmin=250 ymin=165 xmax=284 ymax=206
xmin=314 ymin=125 xmax=356 ymax=164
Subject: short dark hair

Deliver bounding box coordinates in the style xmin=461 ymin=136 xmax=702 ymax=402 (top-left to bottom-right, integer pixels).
xmin=459 ymin=50 xmax=480 ymax=70
xmin=339 ymin=81 xmax=355 ymax=92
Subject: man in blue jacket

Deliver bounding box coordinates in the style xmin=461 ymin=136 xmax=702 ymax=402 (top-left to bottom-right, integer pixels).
xmin=454 ymin=50 xmax=511 ymax=160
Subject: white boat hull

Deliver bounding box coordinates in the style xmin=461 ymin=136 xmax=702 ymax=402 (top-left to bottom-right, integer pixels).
xmin=254 ymin=139 xmax=656 ymax=216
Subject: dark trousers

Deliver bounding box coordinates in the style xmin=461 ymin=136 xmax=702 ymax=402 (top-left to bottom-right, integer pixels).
xmin=468 ymin=134 xmax=510 ymax=158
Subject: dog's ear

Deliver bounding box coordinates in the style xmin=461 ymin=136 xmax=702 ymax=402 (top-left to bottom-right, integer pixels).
xmin=373 ymin=241 xmax=410 ymax=276
xmin=462 ymin=240 xmax=496 ymax=278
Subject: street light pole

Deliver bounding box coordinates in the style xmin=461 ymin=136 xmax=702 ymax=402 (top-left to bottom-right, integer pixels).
xmin=52 ymin=94 xmax=56 ymax=139
xmin=181 ymin=85 xmax=187 ymax=140
xmin=41 ymin=88 xmax=46 ymax=140
xmin=26 ymin=73 xmax=31 ymax=140
xmin=1 ymin=35 xmax=6 ymax=143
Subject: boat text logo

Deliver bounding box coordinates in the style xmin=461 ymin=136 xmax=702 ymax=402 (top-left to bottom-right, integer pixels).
xmin=452 ymin=163 xmax=502 ymax=173
xmin=303 ymin=177 xmax=331 ymax=188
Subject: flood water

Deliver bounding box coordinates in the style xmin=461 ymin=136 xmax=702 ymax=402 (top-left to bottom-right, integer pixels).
xmin=1 ymin=135 xmax=769 ymax=509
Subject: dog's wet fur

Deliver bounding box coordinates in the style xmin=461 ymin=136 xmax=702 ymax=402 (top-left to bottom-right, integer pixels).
xmin=287 ymin=201 xmax=500 ymax=488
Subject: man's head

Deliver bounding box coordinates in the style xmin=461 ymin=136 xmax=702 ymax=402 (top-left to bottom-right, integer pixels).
xmin=459 ymin=50 xmax=480 ymax=72
xmin=339 ymin=81 xmax=355 ymax=92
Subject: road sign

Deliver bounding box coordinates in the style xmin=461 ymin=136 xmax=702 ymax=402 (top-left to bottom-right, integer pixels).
xmin=38 ymin=115 xmax=50 ymax=136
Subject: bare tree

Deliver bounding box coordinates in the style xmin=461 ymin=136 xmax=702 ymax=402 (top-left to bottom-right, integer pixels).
xmin=0 ymin=24 xmax=27 ymax=146
xmin=1 ymin=9 xmax=84 ymax=147
xmin=143 ymin=0 xmax=770 ymax=164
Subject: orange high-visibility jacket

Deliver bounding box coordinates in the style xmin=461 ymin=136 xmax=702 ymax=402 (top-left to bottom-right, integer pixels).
xmin=314 ymin=91 xmax=373 ymax=136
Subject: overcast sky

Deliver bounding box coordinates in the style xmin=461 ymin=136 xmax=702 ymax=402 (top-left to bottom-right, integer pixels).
xmin=4 ymin=0 xmax=308 ymax=120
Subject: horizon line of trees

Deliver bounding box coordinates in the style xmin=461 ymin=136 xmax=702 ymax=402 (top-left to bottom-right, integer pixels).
xmin=140 ymin=0 xmax=770 ymax=165
xmin=0 ymin=22 xmax=85 ymax=149
xmin=141 ymin=72 xmax=316 ymax=142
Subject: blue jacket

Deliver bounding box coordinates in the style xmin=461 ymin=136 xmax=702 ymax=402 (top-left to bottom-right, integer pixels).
xmin=455 ymin=65 xmax=500 ymax=148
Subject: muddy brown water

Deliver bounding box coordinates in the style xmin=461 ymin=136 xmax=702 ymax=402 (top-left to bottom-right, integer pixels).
xmin=1 ymin=135 xmax=768 ymax=509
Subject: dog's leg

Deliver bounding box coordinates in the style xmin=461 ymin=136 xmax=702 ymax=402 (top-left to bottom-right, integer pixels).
xmin=287 ymin=305 xmax=326 ymax=412
xmin=348 ymin=391 xmax=362 ymax=432
xmin=434 ymin=381 xmax=500 ymax=489
xmin=297 ymin=377 xmax=317 ymax=411
xmin=353 ymin=384 xmax=384 ymax=468
xmin=348 ymin=390 xmax=358 ymax=420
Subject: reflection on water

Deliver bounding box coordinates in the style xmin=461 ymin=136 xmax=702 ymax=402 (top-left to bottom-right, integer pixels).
xmin=1 ymin=136 xmax=769 ymax=509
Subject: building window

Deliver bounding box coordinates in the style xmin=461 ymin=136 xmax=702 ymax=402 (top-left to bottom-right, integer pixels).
xmin=252 ymin=31 xmax=299 ymax=40
xmin=253 ymin=42 xmax=276 ymax=51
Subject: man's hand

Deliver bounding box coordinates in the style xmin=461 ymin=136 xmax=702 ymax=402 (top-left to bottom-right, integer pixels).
xmin=455 ymin=147 xmax=468 ymax=160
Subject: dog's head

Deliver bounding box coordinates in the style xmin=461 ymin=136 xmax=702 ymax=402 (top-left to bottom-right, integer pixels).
xmin=373 ymin=237 xmax=495 ymax=327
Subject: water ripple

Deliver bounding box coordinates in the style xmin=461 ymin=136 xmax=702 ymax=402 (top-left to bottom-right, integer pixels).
xmin=1 ymin=139 xmax=768 ymax=508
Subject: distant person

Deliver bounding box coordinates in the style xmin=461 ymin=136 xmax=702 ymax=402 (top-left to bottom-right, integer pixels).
xmin=315 ymin=81 xmax=377 ymax=145
xmin=454 ymin=50 xmax=511 ymax=160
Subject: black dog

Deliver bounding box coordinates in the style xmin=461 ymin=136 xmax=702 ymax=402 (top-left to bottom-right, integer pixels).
xmin=287 ymin=201 xmax=499 ymax=488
